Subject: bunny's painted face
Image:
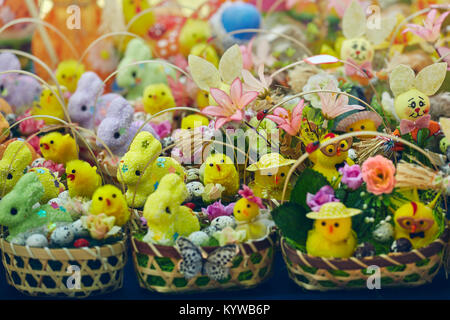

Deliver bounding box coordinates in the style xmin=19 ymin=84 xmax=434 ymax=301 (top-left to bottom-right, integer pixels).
xmin=394 ymin=88 xmax=430 ymax=121
xmin=340 ymin=38 xmax=374 ymax=64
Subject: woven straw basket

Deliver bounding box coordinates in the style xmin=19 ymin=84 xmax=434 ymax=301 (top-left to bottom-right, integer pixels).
xmin=0 ymin=238 xmax=127 ymax=298
xmin=277 ymin=131 xmax=450 ymax=291
xmin=280 ymin=229 xmax=449 ymax=291
xmin=130 ymin=231 xmax=277 ymax=293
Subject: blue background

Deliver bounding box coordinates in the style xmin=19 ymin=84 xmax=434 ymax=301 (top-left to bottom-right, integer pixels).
xmin=1 ymin=248 xmax=449 ymax=300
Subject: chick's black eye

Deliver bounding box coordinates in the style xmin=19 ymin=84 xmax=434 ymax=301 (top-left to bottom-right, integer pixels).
xmin=334 ymin=223 xmax=339 ymax=227
xmin=135 ymin=170 xmax=140 ymax=176
xmin=321 ymin=221 xmax=326 ymax=226
xmin=247 ymin=204 xmax=251 ymax=208
xmin=281 ymin=173 xmax=285 ymax=177
xmin=220 ymin=159 xmax=224 ymax=163
xmin=6 ymin=173 xmax=12 ymax=180
xmin=161 ymin=92 xmax=166 ymax=96
xmin=114 ymin=132 xmax=120 ymax=139
xmin=112 ymin=194 xmax=116 ymax=198
xmin=165 ymin=207 xmax=170 ymax=214
xmin=50 ymin=140 xmax=54 ymax=144
xmin=10 ymin=208 xmax=17 ymax=215
xmin=360 ymin=125 xmax=365 ymax=130
xmin=81 ymin=105 xmax=87 ymax=111
xmin=209 ymin=163 xmax=213 ymax=167
xmin=131 ymin=71 xmax=137 ymax=78
xmin=98 ymin=197 xmax=103 ymax=201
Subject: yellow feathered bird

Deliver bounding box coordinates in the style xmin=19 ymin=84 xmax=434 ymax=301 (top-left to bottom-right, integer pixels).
xmin=66 ymin=160 xmax=102 ymax=199
xmin=203 ymin=153 xmax=239 ymax=198
xmin=306 ymin=202 xmax=362 ymax=258
xmin=91 ymin=185 xmax=129 ymax=226
xmin=142 ymin=83 xmax=176 ymax=115
xmin=39 ymin=132 xmax=78 ymax=165
xmin=55 ymin=60 xmax=85 ymax=93
xmin=31 ymin=86 xmax=68 ymax=125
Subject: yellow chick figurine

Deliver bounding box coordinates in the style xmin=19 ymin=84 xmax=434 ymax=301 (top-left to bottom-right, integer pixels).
xmin=335 ymin=111 xmax=382 ymax=139
xmin=196 ymin=90 xmax=210 ymax=110
xmin=233 ymin=185 xmax=268 ymax=241
xmin=0 ymin=140 xmax=33 ymax=195
xmin=91 ymin=185 xmax=129 ymax=227
xmin=143 ymin=173 xmax=199 ymax=245
xmin=246 ymin=153 xmax=296 ymax=200
xmin=190 ymin=43 xmax=219 ymax=67
xmin=142 ymin=83 xmax=176 ymax=115
xmin=55 ymin=60 xmax=85 ymax=93
xmin=203 ymin=153 xmax=239 ymax=198
xmin=66 ymin=160 xmax=102 ymax=199
xmin=29 ymin=167 xmax=65 ymax=203
xmin=31 ymin=86 xmax=68 ymax=125
xmin=39 ymin=132 xmax=78 ymax=165
xmin=306 ymin=202 xmax=362 ymax=258
xmin=393 ymin=190 xmax=440 ymax=249
xmin=179 ymin=19 xmax=211 ymax=57
xmin=122 ymin=0 xmax=155 ymax=38
xmin=309 ymin=133 xmax=353 ymax=184
xmin=181 ymin=114 xmax=209 ymax=130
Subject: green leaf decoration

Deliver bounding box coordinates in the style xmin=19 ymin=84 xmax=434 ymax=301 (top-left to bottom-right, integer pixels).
xmin=416 ymin=128 xmax=430 ymax=147
xmin=272 ymin=202 xmax=312 ymax=246
xmin=290 ymin=168 xmax=329 ymax=211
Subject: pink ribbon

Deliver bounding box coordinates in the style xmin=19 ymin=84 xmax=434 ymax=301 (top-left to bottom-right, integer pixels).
xmin=399 ymin=114 xmax=431 ymax=135
xmin=345 ymin=59 xmax=373 ymax=78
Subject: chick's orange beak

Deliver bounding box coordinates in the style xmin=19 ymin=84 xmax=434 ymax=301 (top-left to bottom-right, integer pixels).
xmin=216 ymin=164 xmax=221 ymax=172
xmin=242 ymin=209 xmax=248 ymax=217
xmin=328 ymin=225 xmax=334 ymax=234
xmin=411 ymin=224 xmax=417 ymax=233
xmin=336 ymin=148 xmax=341 ymax=156
xmin=274 ymin=175 xmax=280 ymax=185
xmin=106 ymin=198 xmax=111 ymax=206
xmin=67 ymin=174 xmax=75 ymax=181
xmin=41 ymin=143 xmax=49 ymax=150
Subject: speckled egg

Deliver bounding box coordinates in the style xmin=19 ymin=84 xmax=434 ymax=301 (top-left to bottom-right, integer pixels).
xmin=50 ymin=225 xmax=75 ymax=247
xmin=186 ymin=168 xmax=200 ymax=182
xmin=71 ymin=219 xmax=89 ymax=238
xmin=186 ymin=181 xmax=204 ymax=201
xmin=211 ymin=216 xmax=236 ymax=230
xmin=31 ymin=158 xmax=46 ymax=167
xmin=202 ymin=225 xmax=219 ymax=236
xmin=26 ymin=234 xmax=49 ymax=247
xmin=188 ymin=231 xmax=210 ymax=246
xmin=372 ymin=222 xmax=394 ymax=242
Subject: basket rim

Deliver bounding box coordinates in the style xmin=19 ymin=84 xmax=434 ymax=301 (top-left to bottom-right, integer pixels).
xmin=0 ymin=236 xmax=127 ymax=260
xmin=131 ymin=230 xmax=277 ymax=258
xmin=281 ymin=227 xmax=449 ymax=271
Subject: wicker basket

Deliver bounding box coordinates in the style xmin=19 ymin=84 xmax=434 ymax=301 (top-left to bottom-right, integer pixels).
xmin=0 ymin=237 xmax=127 ymax=298
xmin=280 ymin=228 xmax=449 ymax=291
xmin=131 ymin=231 xmax=277 ymax=293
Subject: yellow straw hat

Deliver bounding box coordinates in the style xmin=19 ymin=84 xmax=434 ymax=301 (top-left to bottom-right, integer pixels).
xmin=246 ymin=153 xmax=296 ymax=171
xmin=335 ymin=110 xmax=383 ymax=132
xmin=306 ymin=202 xmax=362 ymax=220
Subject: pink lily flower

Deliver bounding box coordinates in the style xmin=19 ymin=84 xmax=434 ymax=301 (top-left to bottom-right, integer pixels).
xmin=266 ymin=99 xmax=305 ymax=136
xmin=242 ymin=64 xmax=273 ymax=93
xmin=403 ymin=9 xmax=450 ymax=43
xmin=240 ymin=40 xmax=254 ymax=70
xmin=202 ymin=77 xmax=258 ymax=130
xmin=318 ymin=82 xmax=364 ymax=119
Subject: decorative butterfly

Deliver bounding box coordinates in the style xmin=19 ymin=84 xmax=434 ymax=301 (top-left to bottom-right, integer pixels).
xmin=176 ymin=237 xmax=238 ymax=281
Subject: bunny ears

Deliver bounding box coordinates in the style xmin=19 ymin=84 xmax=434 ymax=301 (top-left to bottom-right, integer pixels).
xmin=188 ymin=44 xmax=243 ymax=91
xmin=389 ymin=62 xmax=447 ymax=97
xmin=238 ymin=185 xmax=265 ymax=209
xmin=342 ymin=0 xmax=396 ymax=45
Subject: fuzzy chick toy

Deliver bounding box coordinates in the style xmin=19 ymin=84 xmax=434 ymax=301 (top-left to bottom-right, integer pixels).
xmin=142 ymin=83 xmax=176 ymax=115
xmin=66 ymin=160 xmax=102 ymax=199
xmin=309 ymin=133 xmax=353 ymax=184
xmin=55 ymin=60 xmax=85 ymax=93
xmin=234 ymin=185 xmax=267 ymax=241
xmin=91 ymin=185 xmax=129 ymax=227
xmin=31 ymin=86 xmax=68 ymax=125
xmin=306 ymin=202 xmax=362 ymax=258
xmin=39 ymin=132 xmax=78 ymax=165
xmin=143 ymin=173 xmax=199 ymax=245
xmin=203 ymin=153 xmax=239 ymax=198
xmin=0 ymin=140 xmax=33 ymax=195
xmin=393 ymin=191 xmax=440 ymax=249
xmin=246 ymin=153 xmax=296 ymax=200
xmin=179 ymin=19 xmax=212 ymax=57
xmin=29 ymin=167 xmax=65 ymax=203
xmin=181 ymin=114 xmax=209 ymax=130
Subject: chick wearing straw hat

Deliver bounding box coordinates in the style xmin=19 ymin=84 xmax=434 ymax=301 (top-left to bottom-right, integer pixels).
xmin=306 ymin=202 xmax=362 ymax=258
xmin=335 ymin=110 xmax=383 ymax=139
xmin=246 ymin=153 xmax=296 ymax=201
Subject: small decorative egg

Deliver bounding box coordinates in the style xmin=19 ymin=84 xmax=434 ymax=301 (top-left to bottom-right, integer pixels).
xmin=186 ymin=168 xmax=200 ymax=182
xmin=186 ymin=181 xmax=205 ymax=201
xmin=211 ymin=216 xmax=236 ymax=230
xmin=202 ymin=225 xmax=219 ymax=236
xmin=188 ymin=231 xmax=210 ymax=246
xmin=220 ymin=2 xmax=261 ymax=41
xmin=32 ymin=158 xmax=46 ymax=167
xmin=390 ymin=238 xmax=412 ymax=253
xmin=74 ymin=238 xmax=90 ymax=248
xmin=50 ymin=225 xmax=75 ymax=247
xmin=26 ymin=234 xmax=49 ymax=248
xmin=348 ymin=148 xmax=357 ymax=161
xmin=372 ymin=222 xmax=394 ymax=242
xmin=71 ymin=219 xmax=89 ymax=237
xmin=354 ymin=242 xmax=376 ymax=258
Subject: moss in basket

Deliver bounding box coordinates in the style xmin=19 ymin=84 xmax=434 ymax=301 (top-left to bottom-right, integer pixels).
xmin=195 ymin=276 xmax=210 ymax=286
xmin=238 ymin=270 xmax=253 ymax=282
xmin=232 ymin=255 xmax=243 ymax=268
xmin=428 ymin=263 xmax=440 ymax=275
xmin=147 ymin=275 xmax=166 ymax=287
xmin=173 ymin=277 xmax=188 ymax=288
xmin=346 ymin=279 xmax=366 ymax=288
xmin=250 ymin=252 xmax=262 ymax=265
xmin=154 ymin=256 xmax=175 ymax=272
xmin=136 ymin=253 xmax=149 ymax=268
xmin=404 ymin=273 xmax=420 ymax=283
xmin=416 ymin=258 xmax=430 ymax=267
